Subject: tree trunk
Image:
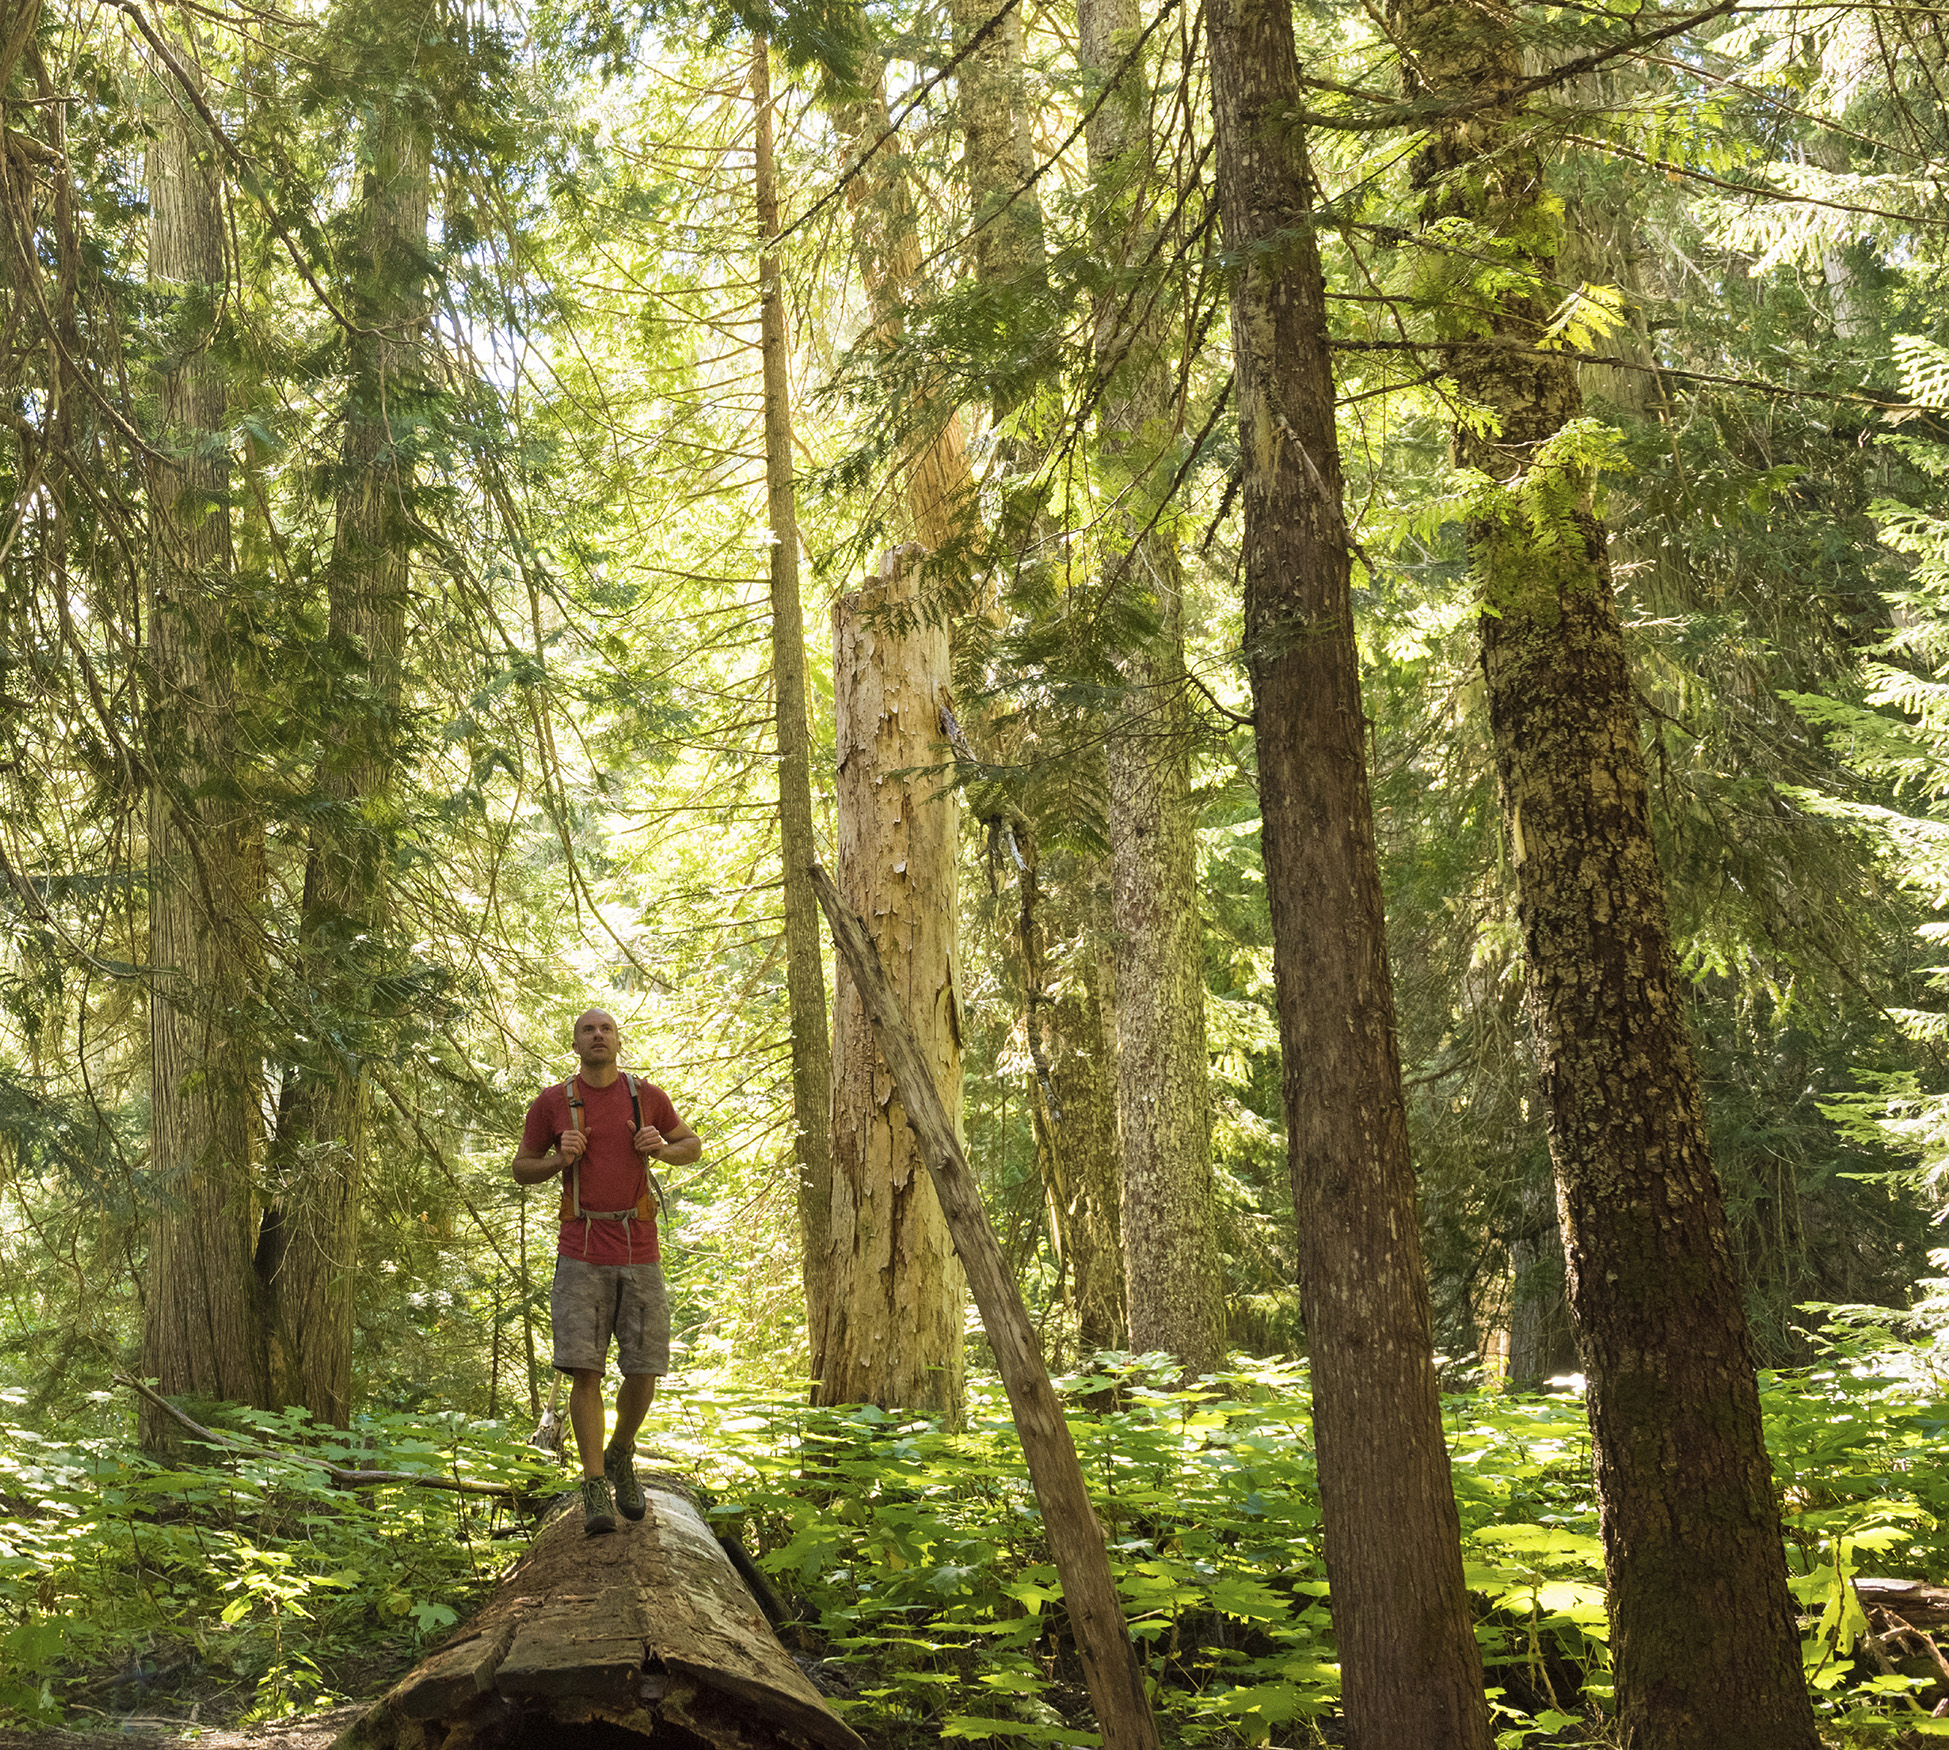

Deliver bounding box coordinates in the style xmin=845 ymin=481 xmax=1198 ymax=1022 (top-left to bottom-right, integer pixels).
xmin=948 ymin=1 xmax=1127 ymax=1347
xmin=141 ymin=39 xmax=268 ymax=1437
xmin=816 ymin=548 xmax=966 ymax=1419
xmin=263 ymin=78 xmax=431 ymax=1426
xmin=831 ymin=79 xmax=975 ymax=552
xmin=1205 ymin=2 xmax=1492 ymax=1743
xmin=951 ymin=0 xmax=1044 ymax=290
xmin=1038 ymin=886 xmax=1125 ymax=1353
xmin=1505 ymin=1170 xmax=1580 ymax=1392
xmin=753 ymin=37 xmax=835 ymax=1360
xmin=1390 ymin=5 xmax=1821 ymax=1744
xmin=807 ymin=861 xmax=1160 ymax=1750
xmin=1078 ymin=0 xmax=1223 ymax=1379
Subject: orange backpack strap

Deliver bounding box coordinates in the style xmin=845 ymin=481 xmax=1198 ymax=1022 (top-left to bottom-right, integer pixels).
xmin=558 ymin=1079 xmax=584 ymax=1222
xmin=625 ymin=1073 xmax=664 ymax=1222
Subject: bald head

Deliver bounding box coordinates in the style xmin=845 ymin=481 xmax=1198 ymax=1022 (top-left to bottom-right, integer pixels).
xmin=572 ymin=1010 xmax=620 ymax=1072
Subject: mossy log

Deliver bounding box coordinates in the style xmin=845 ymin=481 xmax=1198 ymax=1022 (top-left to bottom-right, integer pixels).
xmin=334 ymin=1477 xmax=862 ymax=1750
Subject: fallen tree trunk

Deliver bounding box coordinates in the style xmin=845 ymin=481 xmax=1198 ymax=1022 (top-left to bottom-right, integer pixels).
xmin=1857 ymin=1579 xmax=1949 ymax=1630
xmin=335 ymin=1476 xmax=863 ymax=1750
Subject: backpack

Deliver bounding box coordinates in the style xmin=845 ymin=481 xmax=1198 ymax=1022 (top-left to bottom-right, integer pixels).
xmin=556 ymin=1072 xmax=665 ymax=1228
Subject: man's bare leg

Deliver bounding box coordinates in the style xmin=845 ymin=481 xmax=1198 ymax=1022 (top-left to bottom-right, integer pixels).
xmin=568 ymin=1368 xmax=608 ymax=1479
xmin=610 ymin=1373 xmax=656 ymax=1455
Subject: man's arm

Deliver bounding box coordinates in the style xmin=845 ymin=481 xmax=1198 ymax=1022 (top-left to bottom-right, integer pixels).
xmin=633 ymin=1114 xmax=702 ymax=1168
xmin=513 ymin=1124 xmax=585 ymax=1185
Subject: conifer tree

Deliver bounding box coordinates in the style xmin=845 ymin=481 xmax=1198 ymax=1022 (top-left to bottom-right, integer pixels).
xmin=1078 ymin=0 xmax=1222 ymax=1378
xmin=1387 ymin=3 xmax=1823 ymax=1741
xmin=1205 ymin=0 xmax=1490 ymax=1738
xmin=751 ymin=36 xmax=834 ymax=1351
xmin=141 ymin=29 xmax=269 ymax=1435
xmin=262 ymin=2 xmax=434 ymax=1425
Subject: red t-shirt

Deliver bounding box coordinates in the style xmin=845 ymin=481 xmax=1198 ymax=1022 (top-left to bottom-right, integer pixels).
xmin=523 ymin=1074 xmax=680 ymax=1265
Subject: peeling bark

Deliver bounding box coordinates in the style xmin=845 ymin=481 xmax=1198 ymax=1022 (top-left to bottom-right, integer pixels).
xmin=817 ymin=549 xmax=966 ymax=1420
xmin=831 ymin=79 xmax=976 ymax=553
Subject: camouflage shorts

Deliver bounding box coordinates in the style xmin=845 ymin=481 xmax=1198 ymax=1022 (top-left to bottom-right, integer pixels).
xmin=550 ymin=1256 xmax=669 ymax=1377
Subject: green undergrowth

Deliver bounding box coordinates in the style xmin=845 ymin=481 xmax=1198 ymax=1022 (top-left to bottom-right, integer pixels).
xmin=4 ymin=1318 xmax=1949 ymax=1745
xmin=0 ymin=1398 xmax=561 ymax=1725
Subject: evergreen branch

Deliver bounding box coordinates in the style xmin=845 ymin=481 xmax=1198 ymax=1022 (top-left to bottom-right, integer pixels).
xmin=1089 ymin=369 xmax=1232 ymax=608
xmin=774 ymin=0 xmax=1029 ymax=246
xmin=913 ymin=0 xmax=1189 ymax=279
xmin=1330 ymin=337 xmax=1914 ymax=413
xmin=1561 ymin=130 xmax=1949 ymax=229
xmin=106 ymin=0 xmax=368 ymax=338
xmin=1290 ymin=0 xmax=1737 ymax=131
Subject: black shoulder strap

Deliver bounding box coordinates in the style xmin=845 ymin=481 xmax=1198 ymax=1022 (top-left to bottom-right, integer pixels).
xmin=624 ymin=1071 xmax=642 ymax=1128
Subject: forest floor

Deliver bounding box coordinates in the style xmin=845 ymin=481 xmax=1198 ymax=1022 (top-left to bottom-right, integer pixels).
xmin=0 ymin=1707 xmax=368 ymax=1749
xmin=0 ymin=1640 xmax=413 ymax=1750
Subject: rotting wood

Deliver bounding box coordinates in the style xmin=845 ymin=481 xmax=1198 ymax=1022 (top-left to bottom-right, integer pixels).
xmin=334 ymin=1476 xmax=864 ymax=1750
xmin=1857 ymin=1579 xmax=1949 ymax=1630
xmin=807 ymin=858 xmax=1162 ymax=1750
xmin=817 ymin=547 xmax=966 ymax=1420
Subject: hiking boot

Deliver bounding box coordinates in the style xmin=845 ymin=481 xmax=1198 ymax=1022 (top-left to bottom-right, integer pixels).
xmin=605 ymin=1441 xmax=646 ymax=1521
xmin=580 ymin=1475 xmax=617 ymax=1536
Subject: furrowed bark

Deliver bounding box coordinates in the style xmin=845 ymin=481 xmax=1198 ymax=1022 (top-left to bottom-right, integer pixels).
xmin=951 ymin=0 xmax=1044 ymax=290
xmin=1079 ymin=0 xmax=1223 ymax=1380
xmin=1205 ymin=0 xmax=1491 ymax=1742
xmin=1036 ymin=881 xmax=1125 ymax=1353
xmin=141 ymin=35 xmax=268 ymax=1438
xmin=817 ymin=549 xmax=966 ymax=1419
xmin=1389 ymin=1 xmax=1821 ymax=1742
xmin=753 ymin=37 xmax=835 ymax=1359
xmin=808 ymin=859 xmax=1161 ymax=1750
xmin=264 ymin=63 xmax=431 ymax=1425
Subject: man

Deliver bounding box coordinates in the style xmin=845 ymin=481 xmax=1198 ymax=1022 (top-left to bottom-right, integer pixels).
xmin=513 ymin=1009 xmax=701 ymax=1534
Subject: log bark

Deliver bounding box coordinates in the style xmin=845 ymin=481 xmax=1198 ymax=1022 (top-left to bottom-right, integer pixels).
xmin=1856 ymin=1580 xmax=1949 ymax=1630
xmin=816 ymin=548 xmax=966 ymax=1419
xmin=752 ymin=37 xmax=835 ymax=1359
xmin=807 ymin=859 xmax=1162 ymax=1750
xmin=335 ymin=1478 xmax=865 ymax=1750
xmin=1204 ymin=0 xmax=1491 ymax=1742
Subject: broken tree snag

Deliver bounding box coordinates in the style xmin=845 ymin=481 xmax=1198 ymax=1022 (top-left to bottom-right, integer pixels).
xmin=818 ymin=544 xmax=967 ymax=1421
xmin=334 ymin=1476 xmax=863 ymax=1750
xmin=807 ymin=859 xmax=1163 ymax=1750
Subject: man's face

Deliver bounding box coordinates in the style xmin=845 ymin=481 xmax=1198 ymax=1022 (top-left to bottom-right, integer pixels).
xmin=573 ymin=1011 xmax=619 ymax=1065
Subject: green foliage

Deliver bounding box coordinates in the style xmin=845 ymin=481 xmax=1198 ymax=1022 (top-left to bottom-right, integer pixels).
xmin=0 ymin=1393 xmax=558 ymax=1724
xmin=14 ymin=1329 xmax=1949 ymax=1739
